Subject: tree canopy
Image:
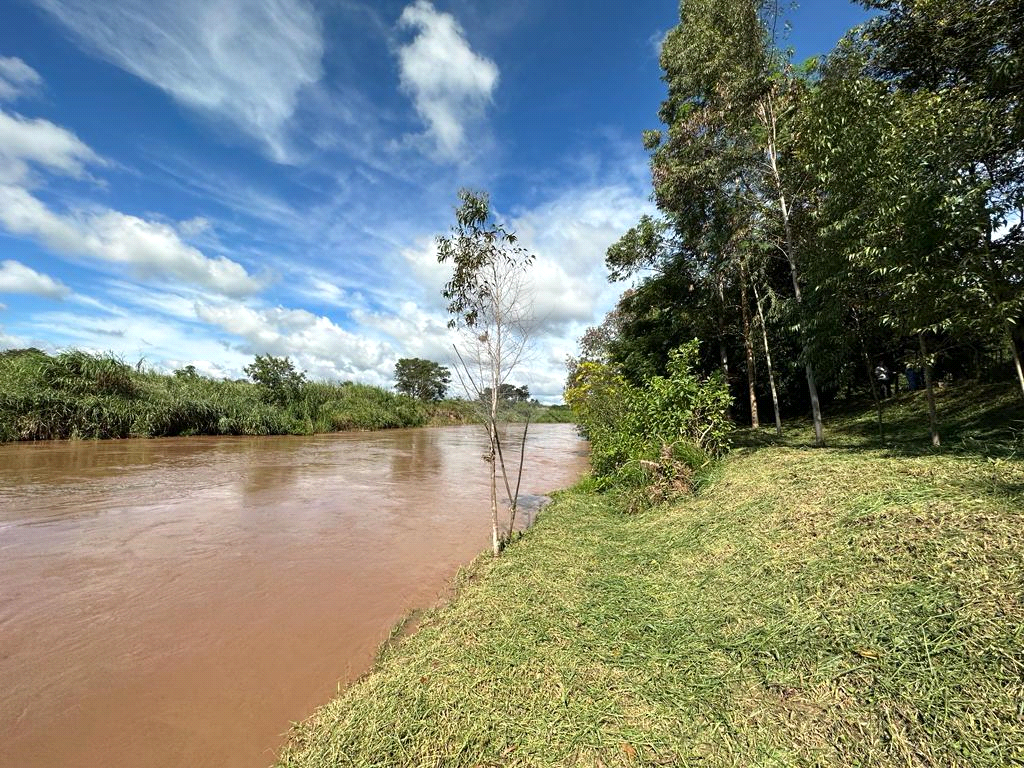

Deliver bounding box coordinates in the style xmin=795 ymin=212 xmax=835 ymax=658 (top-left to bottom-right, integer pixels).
xmin=394 ymin=358 xmax=451 ymax=401
xmin=571 ymin=0 xmax=1024 ymax=449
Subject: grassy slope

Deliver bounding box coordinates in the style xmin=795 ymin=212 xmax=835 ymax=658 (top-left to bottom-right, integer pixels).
xmin=278 ymin=387 xmax=1024 ymax=768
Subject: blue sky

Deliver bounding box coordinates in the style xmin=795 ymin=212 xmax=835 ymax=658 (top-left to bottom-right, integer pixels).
xmin=0 ymin=0 xmax=870 ymax=400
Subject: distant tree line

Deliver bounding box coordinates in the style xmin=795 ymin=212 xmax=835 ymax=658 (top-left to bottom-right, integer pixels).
xmin=570 ymin=0 xmax=1023 ymax=447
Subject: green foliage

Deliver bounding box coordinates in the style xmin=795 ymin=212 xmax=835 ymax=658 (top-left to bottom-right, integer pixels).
xmin=244 ymin=354 xmax=307 ymax=406
xmin=479 ymin=383 xmax=530 ymax=404
xmin=394 ymin=357 xmax=451 ymax=401
xmin=436 ymin=189 xmax=533 ymax=330
xmin=0 ymin=349 xmax=427 ymax=442
xmin=566 ymin=341 xmax=731 ymax=498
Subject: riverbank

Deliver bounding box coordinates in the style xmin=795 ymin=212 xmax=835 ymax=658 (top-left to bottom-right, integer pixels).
xmin=0 ymin=348 xmax=570 ymax=442
xmin=278 ymin=388 xmax=1023 ymax=767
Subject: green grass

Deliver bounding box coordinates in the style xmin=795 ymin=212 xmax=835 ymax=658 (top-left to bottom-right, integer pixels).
xmin=0 ymin=348 xmax=433 ymax=441
xmin=0 ymin=348 xmax=574 ymax=442
xmin=278 ymin=387 xmax=1024 ymax=767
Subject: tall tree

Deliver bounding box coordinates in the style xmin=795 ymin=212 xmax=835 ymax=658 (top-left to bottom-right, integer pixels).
xmin=647 ymin=0 xmax=826 ymax=443
xmin=859 ymin=0 xmax=1024 ymax=399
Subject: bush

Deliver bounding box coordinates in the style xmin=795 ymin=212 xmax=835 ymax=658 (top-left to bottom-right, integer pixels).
xmin=565 ymin=340 xmax=732 ymax=502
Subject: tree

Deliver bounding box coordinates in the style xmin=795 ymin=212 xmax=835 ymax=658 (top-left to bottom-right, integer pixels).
xmin=479 ymin=384 xmax=530 ymax=404
xmin=643 ymin=0 xmax=826 ymax=443
xmin=394 ymin=357 xmax=451 ymax=401
xmin=174 ymin=364 xmax=199 ymax=379
xmin=244 ymin=354 xmax=306 ymax=406
xmin=437 ymin=189 xmax=535 ymax=556
xmin=858 ymin=0 xmax=1024 ymax=400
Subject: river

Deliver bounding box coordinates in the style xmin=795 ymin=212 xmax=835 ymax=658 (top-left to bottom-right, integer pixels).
xmin=0 ymin=424 xmax=588 ymax=768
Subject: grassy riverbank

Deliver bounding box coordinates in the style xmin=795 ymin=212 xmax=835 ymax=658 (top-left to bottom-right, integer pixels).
xmin=0 ymin=348 xmax=570 ymax=442
xmin=278 ymin=387 xmax=1023 ymax=767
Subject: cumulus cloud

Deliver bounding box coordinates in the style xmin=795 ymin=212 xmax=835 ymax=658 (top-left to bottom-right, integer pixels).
xmin=31 ymin=0 xmax=324 ymax=161
xmin=396 ymin=0 xmax=498 ymax=158
xmin=0 ymin=57 xmax=43 ymax=101
xmin=0 ymin=110 xmax=102 ymax=183
xmin=0 ymin=259 xmax=70 ymax=299
xmin=512 ymin=184 xmax=655 ymax=334
xmin=195 ymin=302 xmax=392 ymax=380
xmin=0 ymin=186 xmax=262 ymax=296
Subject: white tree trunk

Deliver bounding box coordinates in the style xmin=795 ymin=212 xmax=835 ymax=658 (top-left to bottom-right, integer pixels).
xmin=753 ymin=283 xmax=782 ymax=436
xmin=739 ymin=259 xmax=759 ymax=428
xmin=1007 ymin=322 xmax=1024 ymax=400
xmin=760 ymin=93 xmax=824 ymax=446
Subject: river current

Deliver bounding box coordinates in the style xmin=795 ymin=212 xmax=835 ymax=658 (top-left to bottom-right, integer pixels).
xmin=0 ymin=424 xmax=587 ymax=768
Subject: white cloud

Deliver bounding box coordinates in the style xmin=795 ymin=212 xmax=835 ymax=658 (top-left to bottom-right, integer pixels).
xmin=0 ymin=259 xmax=70 ymax=299
xmin=396 ymin=0 xmax=498 ymax=158
xmin=0 ymin=57 xmax=43 ymax=101
xmin=32 ymin=0 xmax=324 ymax=161
xmin=512 ymin=184 xmax=655 ymax=334
xmin=0 ymin=110 xmax=101 ymax=183
xmin=195 ymin=302 xmax=392 ymax=381
xmin=0 ymin=185 xmax=262 ymax=297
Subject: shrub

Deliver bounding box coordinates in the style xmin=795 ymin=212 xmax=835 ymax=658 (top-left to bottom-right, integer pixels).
xmin=565 ymin=340 xmax=731 ymax=500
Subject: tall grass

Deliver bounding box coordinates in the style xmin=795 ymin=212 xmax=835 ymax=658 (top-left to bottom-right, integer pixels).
xmin=0 ymin=348 xmax=575 ymax=442
xmin=0 ymin=349 xmax=432 ymax=442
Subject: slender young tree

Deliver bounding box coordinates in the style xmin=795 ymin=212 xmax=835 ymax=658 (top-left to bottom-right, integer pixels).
xmin=437 ymin=189 xmax=534 ymax=556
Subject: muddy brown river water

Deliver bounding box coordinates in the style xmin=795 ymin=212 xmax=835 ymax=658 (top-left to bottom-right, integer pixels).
xmin=0 ymin=424 xmax=587 ymax=768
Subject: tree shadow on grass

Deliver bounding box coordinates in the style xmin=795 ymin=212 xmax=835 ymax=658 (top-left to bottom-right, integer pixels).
xmin=731 ymin=384 xmax=1024 ymax=461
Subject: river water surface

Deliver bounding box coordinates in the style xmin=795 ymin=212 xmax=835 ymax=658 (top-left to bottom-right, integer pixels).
xmin=0 ymin=424 xmax=587 ymax=768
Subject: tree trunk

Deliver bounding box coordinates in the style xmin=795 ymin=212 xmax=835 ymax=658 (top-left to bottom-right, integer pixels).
xmin=919 ymin=331 xmax=941 ymax=447
xmin=715 ymin=271 xmax=730 ymax=383
xmin=487 ymin=422 xmax=500 ymax=555
xmin=739 ymin=259 xmax=759 ymax=428
xmin=752 ymin=283 xmax=782 ymax=436
xmin=760 ymin=94 xmax=823 ymax=446
xmin=865 ymin=356 xmax=885 ymax=442
xmin=853 ymin=309 xmax=884 ymax=442
xmin=1008 ymin=321 xmax=1024 ymax=400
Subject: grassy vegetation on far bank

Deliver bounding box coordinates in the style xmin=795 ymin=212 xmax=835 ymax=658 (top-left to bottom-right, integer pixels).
xmin=0 ymin=348 xmax=571 ymax=443
xmin=279 ymin=386 xmax=1023 ymax=767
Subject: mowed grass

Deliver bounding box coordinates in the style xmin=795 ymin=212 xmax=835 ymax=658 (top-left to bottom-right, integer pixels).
xmin=278 ymin=389 xmax=1024 ymax=768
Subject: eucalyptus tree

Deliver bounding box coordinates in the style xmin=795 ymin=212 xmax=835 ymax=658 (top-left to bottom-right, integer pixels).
xmin=647 ymin=0 xmax=826 ymax=443
xmin=437 ymin=189 xmax=534 ymax=555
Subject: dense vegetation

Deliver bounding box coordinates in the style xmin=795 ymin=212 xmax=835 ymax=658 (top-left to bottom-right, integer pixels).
xmin=0 ymin=348 xmax=570 ymax=442
xmin=279 ymin=386 xmax=1023 ymax=767
xmin=571 ymin=0 xmax=1023 ymax=450
xmin=565 ymin=340 xmax=732 ymax=507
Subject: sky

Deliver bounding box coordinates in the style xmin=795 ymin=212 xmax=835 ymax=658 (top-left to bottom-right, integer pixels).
xmin=0 ymin=0 xmax=871 ymax=401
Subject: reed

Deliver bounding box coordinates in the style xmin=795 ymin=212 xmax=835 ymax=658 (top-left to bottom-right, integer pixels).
xmin=0 ymin=348 xmax=430 ymax=442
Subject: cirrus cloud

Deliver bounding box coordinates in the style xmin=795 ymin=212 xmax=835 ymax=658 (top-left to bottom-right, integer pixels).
xmin=31 ymin=0 xmax=325 ymax=161
xmin=0 ymin=57 xmax=43 ymax=101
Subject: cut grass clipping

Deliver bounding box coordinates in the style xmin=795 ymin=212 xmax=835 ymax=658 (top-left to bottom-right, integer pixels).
xmin=279 ymin=389 xmax=1024 ymax=767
